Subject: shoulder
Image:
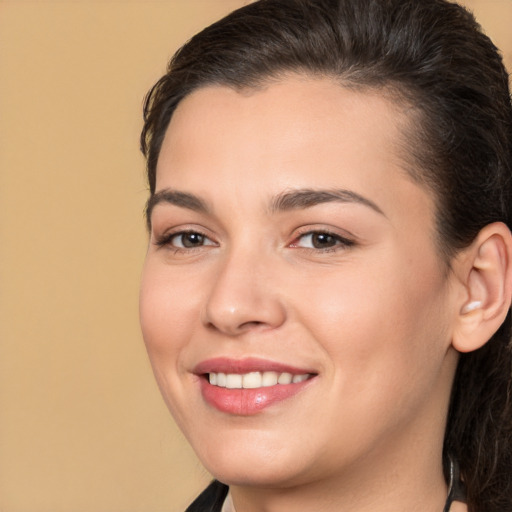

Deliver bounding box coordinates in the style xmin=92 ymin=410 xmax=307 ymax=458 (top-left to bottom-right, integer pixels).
xmin=185 ymin=480 xmax=229 ymax=512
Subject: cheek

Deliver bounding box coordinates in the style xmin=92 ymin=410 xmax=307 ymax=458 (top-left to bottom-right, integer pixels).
xmin=139 ymin=263 xmax=195 ymax=372
xmin=293 ymin=253 xmax=450 ymax=396
xmin=139 ymin=263 xmax=205 ymax=428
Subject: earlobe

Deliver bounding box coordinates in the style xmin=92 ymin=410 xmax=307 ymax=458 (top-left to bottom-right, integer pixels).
xmin=452 ymin=222 xmax=512 ymax=353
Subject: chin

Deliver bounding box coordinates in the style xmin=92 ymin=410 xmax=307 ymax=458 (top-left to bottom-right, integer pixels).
xmin=194 ymin=434 xmax=313 ymax=488
xmin=208 ymin=463 xmax=307 ymax=489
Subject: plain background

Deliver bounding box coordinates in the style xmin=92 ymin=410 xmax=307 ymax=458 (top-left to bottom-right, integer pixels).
xmin=0 ymin=1 xmax=511 ymax=511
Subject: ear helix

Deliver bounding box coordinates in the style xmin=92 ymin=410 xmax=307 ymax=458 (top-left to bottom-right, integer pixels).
xmin=460 ymin=300 xmax=483 ymax=314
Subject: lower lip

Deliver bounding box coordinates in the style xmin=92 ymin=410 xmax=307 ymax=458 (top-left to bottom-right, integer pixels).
xmin=199 ymin=377 xmax=314 ymax=415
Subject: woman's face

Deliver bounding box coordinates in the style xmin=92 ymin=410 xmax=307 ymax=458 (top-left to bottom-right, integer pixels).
xmin=140 ymin=77 xmax=460 ymax=488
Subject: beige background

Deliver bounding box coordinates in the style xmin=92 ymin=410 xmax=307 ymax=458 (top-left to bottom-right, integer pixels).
xmin=1 ymin=1 xmax=511 ymax=511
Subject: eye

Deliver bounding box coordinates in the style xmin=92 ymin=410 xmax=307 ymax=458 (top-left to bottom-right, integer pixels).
xmin=173 ymin=232 xmax=213 ymax=248
xmin=155 ymin=230 xmax=216 ymax=249
xmin=290 ymin=231 xmax=354 ymax=250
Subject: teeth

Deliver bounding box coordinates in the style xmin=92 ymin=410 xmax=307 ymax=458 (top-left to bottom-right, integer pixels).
xmin=208 ymin=371 xmax=311 ymax=389
xmin=242 ymin=372 xmax=262 ymax=389
xmin=226 ymin=374 xmax=242 ymax=389
xmin=262 ymin=371 xmax=278 ymax=387
xmin=217 ymin=373 xmax=226 ymax=387
xmin=278 ymin=372 xmax=293 ymax=384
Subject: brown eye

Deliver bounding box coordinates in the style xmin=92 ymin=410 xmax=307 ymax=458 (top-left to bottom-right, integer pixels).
xmin=291 ymin=231 xmax=354 ymax=251
xmin=310 ymin=233 xmax=338 ymax=249
xmin=169 ymin=231 xmax=216 ymax=249
xmin=177 ymin=232 xmax=205 ymax=247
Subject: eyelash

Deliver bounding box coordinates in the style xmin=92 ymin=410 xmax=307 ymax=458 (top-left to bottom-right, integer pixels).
xmin=154 ymin=230 xmax=216 ymax=253
xmin=154 ymin=228 xmax=354 ymax=254
xmin=289 ymin=229 xmax=355 ymax=252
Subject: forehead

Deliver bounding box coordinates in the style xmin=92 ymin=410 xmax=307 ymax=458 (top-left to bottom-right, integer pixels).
xmin=156 ymin=76 xmax=434 ymax=229
xmin=164 ymin=77 xmax=410 ymax=159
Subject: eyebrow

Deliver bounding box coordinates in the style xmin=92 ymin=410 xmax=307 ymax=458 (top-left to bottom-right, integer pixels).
xmin=145 ymin=189 xmax=209 ymax=229
xmin=146 ymin=187 xmax=385 ymax=229
xmin=269 ymin=188 xmax=385 ymax=216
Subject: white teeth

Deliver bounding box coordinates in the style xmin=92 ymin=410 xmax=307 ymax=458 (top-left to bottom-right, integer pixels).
xmin=226 ymin=374 xmax=243 ymax=389
xmin=242 ymin=372 xmax=262 ymax=389
xmin=207 ymin=371 xmax=311 ymax=389
xmin=262 ymin=371 xmax=278 ymax=387
xmin=217 ymin=372 xmax=226 ymax=387
xmin=277 ymin=372 xmax=293 ymax=384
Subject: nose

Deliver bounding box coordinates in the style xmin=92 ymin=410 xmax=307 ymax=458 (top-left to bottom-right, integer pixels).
xmin=201 ymin=247 xmax=287 ymax=336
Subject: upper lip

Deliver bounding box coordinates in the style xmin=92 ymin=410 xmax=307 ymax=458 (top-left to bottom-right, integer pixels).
xmin=193 ymin=357 xmax=316 ymax=375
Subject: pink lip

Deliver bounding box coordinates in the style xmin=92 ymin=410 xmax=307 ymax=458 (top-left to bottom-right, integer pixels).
xmin=193 ymin=357 xmax=315 ymax=375
xmin=194 ymin=357 xmax=317 ymax=416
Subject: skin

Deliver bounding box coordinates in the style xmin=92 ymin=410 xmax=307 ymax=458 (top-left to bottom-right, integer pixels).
xmin=140 ymin=76 xmax=468 ymax=512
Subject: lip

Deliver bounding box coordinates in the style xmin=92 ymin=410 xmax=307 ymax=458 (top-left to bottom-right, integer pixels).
xmin=194 ymin=357 xmax=317 ymax=415
xmin=194 ymin=356 xmax=316 ymax=375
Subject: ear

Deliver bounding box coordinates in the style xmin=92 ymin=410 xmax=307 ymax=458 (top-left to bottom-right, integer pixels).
xmin=452 ymin=222 xmax=512 ymax=353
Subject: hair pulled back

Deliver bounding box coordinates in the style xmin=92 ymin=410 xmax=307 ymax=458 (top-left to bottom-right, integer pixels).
xmin=141 ymin=1 xmax=512 ymax=510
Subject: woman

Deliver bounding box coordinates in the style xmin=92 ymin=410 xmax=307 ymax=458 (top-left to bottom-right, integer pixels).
xmin=139 ymin=1 xmax=512 ymax=511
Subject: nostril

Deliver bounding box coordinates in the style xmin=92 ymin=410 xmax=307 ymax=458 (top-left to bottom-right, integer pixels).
xmin=241 ymin=320 xmax=264 ymax=328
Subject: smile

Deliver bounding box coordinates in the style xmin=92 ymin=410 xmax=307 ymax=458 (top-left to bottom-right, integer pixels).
xmin=208 ymin=371 xmax=311 ymax=389
xmin=195 ymin=358 xmax=317 ymax=415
